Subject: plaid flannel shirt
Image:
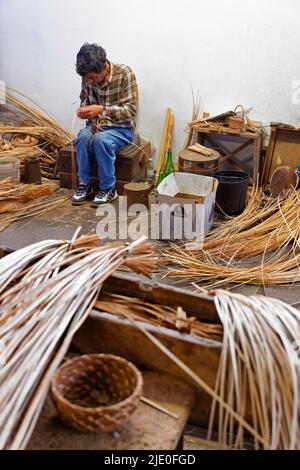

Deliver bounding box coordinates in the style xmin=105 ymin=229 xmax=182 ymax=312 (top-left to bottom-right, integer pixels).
xmin=80 ymin=61 xmax=138 ymax=129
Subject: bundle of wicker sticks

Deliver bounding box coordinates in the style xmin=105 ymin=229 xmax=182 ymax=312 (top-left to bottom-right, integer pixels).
xmin=0 ymin=233 xmax=157 ymax=450
xmin=0 ymin=88 xmax=73 ymax=177
xmin=163 ymin=188 xmax=300 ymax=287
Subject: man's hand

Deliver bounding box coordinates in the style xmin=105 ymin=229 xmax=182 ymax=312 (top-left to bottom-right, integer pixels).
xmin=77 ymin=105 xmax=103 ymax=120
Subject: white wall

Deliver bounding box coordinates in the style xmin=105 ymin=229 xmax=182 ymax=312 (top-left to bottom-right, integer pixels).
xmin=1 ymin=0 xmax=300 ymax=161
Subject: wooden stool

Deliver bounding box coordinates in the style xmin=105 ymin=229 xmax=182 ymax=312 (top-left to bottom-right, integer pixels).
xmin=124 ymin=182 xmax=151 ymax=209
xmin=178 ymin=149 xmax=220 ymax=176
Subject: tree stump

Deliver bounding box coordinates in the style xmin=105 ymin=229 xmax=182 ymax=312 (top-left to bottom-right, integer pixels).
xmin=124 ymin=182 xmax=151 ymax=209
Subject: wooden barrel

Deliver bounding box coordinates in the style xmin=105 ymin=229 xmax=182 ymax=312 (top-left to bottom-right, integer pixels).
xmin=178 ymin=149 xmax=220 ymax=176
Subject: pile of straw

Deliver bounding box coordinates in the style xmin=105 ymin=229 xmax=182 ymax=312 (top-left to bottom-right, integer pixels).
xmin=0 ymin=233 xmax=156 ymax=450
xmin=0 ymin=88 xmax=73 ymax=177
xmin=164 ymin=189 xmax=300 ymax=287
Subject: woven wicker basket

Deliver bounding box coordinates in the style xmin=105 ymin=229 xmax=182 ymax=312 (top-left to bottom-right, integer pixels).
xmin=51 ymin=354 xmax=143 ymax=433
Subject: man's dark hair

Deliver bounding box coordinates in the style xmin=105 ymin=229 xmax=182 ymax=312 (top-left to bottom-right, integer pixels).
xmin=76 ymin=43 xmax=107 ymax=76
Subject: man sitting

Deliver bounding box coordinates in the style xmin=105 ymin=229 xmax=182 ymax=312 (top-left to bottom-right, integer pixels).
xmin=72 ymin=43 xmax=138 ymax=206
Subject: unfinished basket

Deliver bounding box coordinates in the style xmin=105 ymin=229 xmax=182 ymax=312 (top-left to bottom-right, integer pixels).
xmin=51 ymin=354 xmax=143 ymax=433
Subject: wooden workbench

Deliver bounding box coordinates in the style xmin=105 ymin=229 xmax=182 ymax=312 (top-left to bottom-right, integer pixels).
xmin=194 ymin=126 xmax=262 ymax=184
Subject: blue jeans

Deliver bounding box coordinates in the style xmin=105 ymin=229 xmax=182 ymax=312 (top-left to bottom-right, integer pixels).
xmin=76 ymin=126 xmax=133 ymax=190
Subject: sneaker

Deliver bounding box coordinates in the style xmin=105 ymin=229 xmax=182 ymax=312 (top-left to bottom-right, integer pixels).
xmin=71 ymin=183 xmax=93 ymax=205
xmin=91 ymin=189 xmax=118 ymax=206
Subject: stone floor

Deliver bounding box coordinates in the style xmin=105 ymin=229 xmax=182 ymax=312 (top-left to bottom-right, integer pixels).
xmin=0 ymin=187 xmax=299 ymax=306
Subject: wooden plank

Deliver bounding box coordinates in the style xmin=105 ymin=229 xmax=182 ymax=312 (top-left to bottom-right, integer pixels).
xmin=220 ymin=126 xmax=241 ymax=135
xmin=101 ymin=272 xmax=218 ymax=323
xmin=189 ymin=111 xmax=234 ymax=125
xmin=195 ymin=127 xmax=261 ymax=139
xmin=166 ymin=110 xmax=174 ymax=153
xmin=27 ymin=371 xmax=195 ymax=450
xmin=262 ymin=127 xmax=300 ymax=185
